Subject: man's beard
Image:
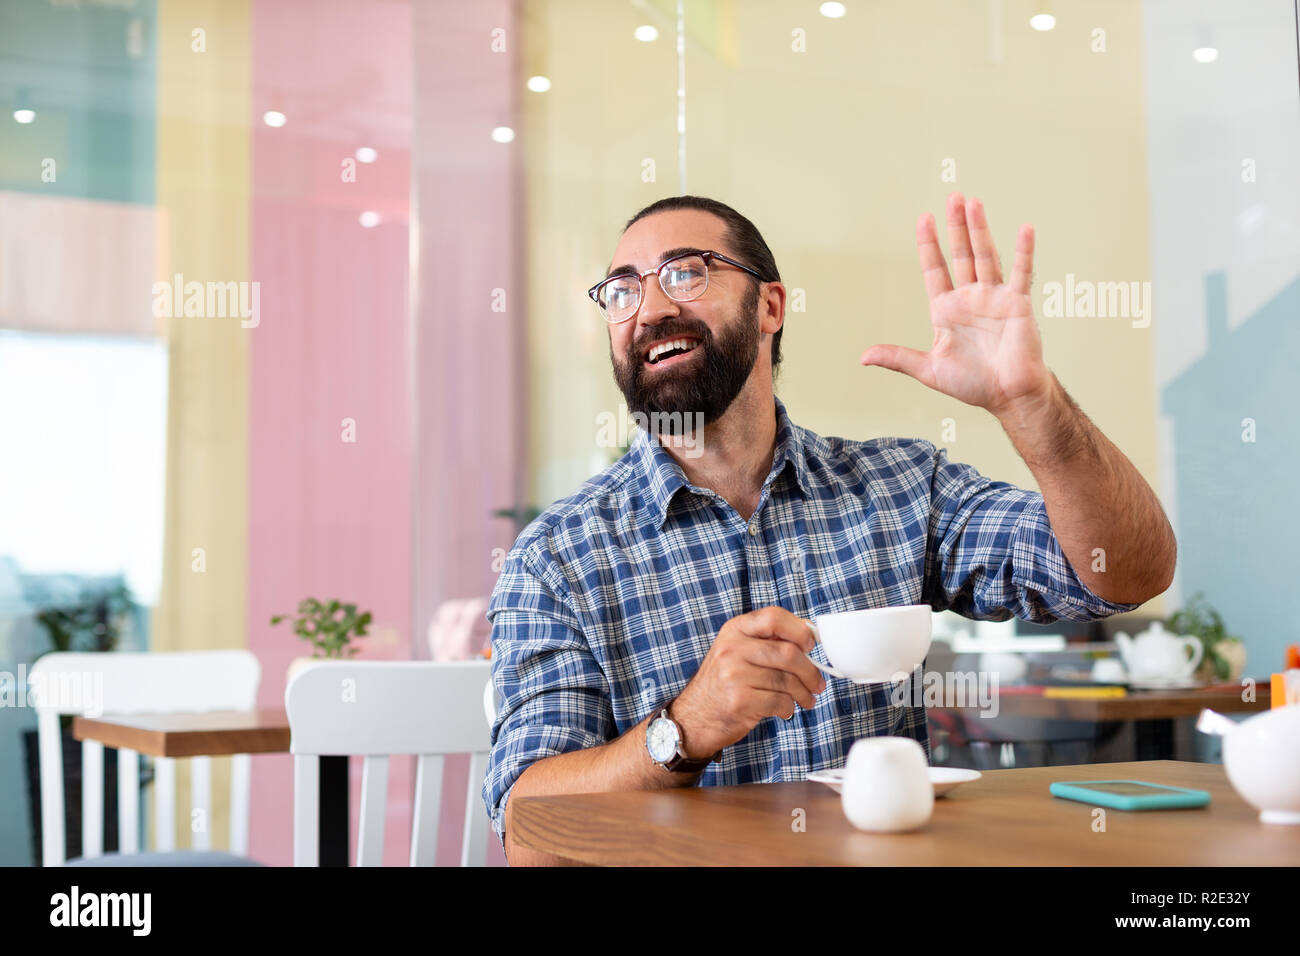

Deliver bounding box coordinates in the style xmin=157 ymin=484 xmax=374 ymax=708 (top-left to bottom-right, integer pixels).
xmin=610 ymin=279 xmax=761 ymax=435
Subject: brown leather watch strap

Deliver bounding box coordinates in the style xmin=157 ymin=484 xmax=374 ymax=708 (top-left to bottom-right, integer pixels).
xmin=663 ymin=751 xmax=717 ymax=772
xmin=654 ymin=700 xmax=722 ymax=772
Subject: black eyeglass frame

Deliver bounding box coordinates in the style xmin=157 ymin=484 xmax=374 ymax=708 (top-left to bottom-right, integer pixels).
xmin=586 ymin=250 xmax=767 ymax=324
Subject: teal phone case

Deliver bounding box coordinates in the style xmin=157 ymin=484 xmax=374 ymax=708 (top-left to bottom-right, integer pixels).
xmin=1049 ymin=779 xmax=1211 ymax=811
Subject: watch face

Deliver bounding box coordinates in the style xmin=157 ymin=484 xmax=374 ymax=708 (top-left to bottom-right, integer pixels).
xmin=647 ymin=716 xmax=681 ymax=763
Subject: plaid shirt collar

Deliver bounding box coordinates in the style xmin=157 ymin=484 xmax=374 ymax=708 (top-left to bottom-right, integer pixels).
xmin=630 ymin=396 xmax=812 ymax=530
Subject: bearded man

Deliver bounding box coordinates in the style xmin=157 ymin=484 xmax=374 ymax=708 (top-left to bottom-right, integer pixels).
xmin=482 ymin=193 xmax=1176 ymax=865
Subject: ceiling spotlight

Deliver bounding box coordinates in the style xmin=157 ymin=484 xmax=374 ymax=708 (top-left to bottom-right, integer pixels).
xmin=359 ymin=211 xmax=380 ymax=228
xmin=1192 ymin=47 xmax=1219 ymax=63
xmin=526 ymin=75 xmax=551 ymax=93
xmin=263 ymin=110 xmax=287 ymax=127
xmin=355 ymin=146 xmax=378 ymax=163
xmin=634 ymin=25 xmax=658 ymax=42
xmin=819 ymin=2 xmax=847 ymax=17
xmin=1030 ymin=13 xmax=1056 ymax=31
xmin=491 ymin=126 xmax=515 ymax=143
xmin=13 ymin=109 xmax=35 ymax=124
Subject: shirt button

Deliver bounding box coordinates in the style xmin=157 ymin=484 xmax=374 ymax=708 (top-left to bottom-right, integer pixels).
xmin=748 ymin=523 xmax=759 ymax=536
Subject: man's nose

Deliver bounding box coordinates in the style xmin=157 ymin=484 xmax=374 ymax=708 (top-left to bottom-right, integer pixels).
xmin=635 ymin=276 xmax=679 ymax=330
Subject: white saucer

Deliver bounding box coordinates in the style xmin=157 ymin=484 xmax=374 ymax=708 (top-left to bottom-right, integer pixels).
xmin=807 ymin=766 xmax=982 ymax=797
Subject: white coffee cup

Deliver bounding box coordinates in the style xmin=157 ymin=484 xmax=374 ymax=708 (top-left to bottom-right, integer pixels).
xmin=841 ymin=736 xmax=934 ymax=832
xmin=806 ymin=604 xmax=932 ymax=684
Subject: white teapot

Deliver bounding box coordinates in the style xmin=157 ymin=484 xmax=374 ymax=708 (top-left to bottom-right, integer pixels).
xmin=1114 ymin=621 xmax=1203 ymax=683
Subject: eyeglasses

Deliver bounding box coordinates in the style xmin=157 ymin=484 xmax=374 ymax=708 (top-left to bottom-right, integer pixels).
xmin=587 ymin=250 xmax=766 ymax=324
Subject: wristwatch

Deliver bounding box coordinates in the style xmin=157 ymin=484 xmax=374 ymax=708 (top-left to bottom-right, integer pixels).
xmin=645 ymin=699 xmax=722 ymax=773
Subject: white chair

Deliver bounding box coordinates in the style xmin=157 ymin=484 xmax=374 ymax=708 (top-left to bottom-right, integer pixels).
xmin=286 ymin=659 xmax=492 ymax=866
xmin=29 ymin=649 xmax=261 ymax=866
xmin=483 ymin=676 xmax=499 ymax=730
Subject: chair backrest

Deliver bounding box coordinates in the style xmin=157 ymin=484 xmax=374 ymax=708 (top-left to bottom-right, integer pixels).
xmin=286 ymin=659 xmax=492 ymax=866
xmin=483 ymin=676 xmax=499 ymax=730
xmin=28 ymin=649 xmax=261 ymax=866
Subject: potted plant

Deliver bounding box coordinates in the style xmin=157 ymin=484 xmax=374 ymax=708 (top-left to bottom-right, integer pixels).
xmin=22 ymin=580 xmax=135 ymax=864
xmin=272 ymin=598 xmax=372 ymax=684
xmin=1166 ymin=591 xmax=1246 ymax=683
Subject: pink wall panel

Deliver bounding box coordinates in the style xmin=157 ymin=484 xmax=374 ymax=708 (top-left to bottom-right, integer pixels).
xmin=247 ymin=0 xmax=518 ymax=867
xmin=248 ymin=0 xmax=415 ymax=866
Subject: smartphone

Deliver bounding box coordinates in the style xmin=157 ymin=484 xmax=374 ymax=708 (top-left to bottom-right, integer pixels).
xmin=1049 ymin=779 xmax=1211 ymax=811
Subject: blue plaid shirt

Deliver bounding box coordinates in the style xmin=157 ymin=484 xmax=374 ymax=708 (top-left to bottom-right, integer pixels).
xmin=483 ymin=397 xmax=1138 ymax=846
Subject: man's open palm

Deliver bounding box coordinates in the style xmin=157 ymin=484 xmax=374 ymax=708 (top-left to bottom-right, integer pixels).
xmin=861 ymin=192 xmax=1053 ymax=417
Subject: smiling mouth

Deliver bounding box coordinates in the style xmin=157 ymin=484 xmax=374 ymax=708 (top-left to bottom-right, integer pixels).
xmin=644 ymin=337 xmax=702 ymax=367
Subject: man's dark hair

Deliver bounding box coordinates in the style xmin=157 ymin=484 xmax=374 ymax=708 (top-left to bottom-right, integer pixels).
xmin=623 ymin=195 xmax=784 ymax=373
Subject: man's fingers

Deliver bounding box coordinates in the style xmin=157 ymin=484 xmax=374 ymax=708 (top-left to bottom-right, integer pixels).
xmin=735 ymin=606 xmax=817 ymax=653
xmin=757 ymin=691 xmax=800 ymax=721
xmin=945 ymin=192 xmax=976 ymax=286
xmin=746 ymin=668 xmax=816 ymax=712
xmin=916 ymin=212 xmax=953 ymax=301
xmin=742 ymin=638 xmax=826 ymax=698
xmin=965 ymin=196 xmax=1002 ymax=285
xmin=1008 ymin=223 xmax=1035 ymax=296
xmin=860 ymin=344 xmax=935 ymax=389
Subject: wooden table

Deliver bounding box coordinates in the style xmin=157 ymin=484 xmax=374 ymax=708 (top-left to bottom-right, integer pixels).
xmin=930 ymin=683 xmax=1271 ymax=761
xmin=73 ymin=709 xmax=350 ymax=866
xmin=74 ymin=709 xmax=292 ymax=757
xmin=931 ymin=684 xmax=1270 ymax=722
xmin=511 ymin=759 xmax=1298 ymax=866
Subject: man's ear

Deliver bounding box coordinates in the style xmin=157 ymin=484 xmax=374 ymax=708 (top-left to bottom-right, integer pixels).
xmin=759 ymin=282 xmax=786 ymax=336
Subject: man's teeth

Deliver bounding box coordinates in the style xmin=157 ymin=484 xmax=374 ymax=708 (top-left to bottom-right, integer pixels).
xmin=647 ymin=338 xmax=700 ymax=363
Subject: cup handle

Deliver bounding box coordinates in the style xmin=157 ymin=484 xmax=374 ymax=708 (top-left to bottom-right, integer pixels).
xmin=1182 ymin=637 xmax=1204 ymax=674
xmin=805 ymin=622 xmax=848 ymax=680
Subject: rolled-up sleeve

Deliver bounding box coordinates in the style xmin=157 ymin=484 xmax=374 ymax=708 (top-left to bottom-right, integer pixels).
xmin=923 ymin=444 xmax=1140 ymax=623
xmin=481 ymin=541 xmax=616 ymax=850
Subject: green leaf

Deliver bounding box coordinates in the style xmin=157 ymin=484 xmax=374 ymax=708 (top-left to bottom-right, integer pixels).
xmin=275 ymin=597 xmax=373 ymax=657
